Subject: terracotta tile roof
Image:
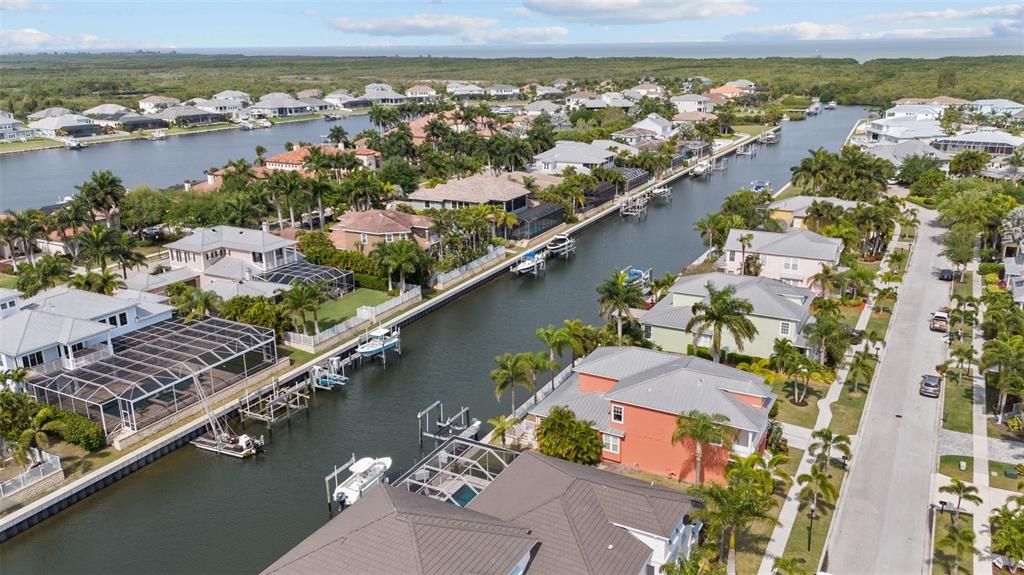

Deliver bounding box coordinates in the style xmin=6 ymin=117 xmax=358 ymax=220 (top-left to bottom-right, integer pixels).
xmin=709 ymin=86 xmax=745 ymax=95
xmin=265 ymin=144 xmax=375 ymax=167
xmin=331 ymin=209 xmax=433 ymax=235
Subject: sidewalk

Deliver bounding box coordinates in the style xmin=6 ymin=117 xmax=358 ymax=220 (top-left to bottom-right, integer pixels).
xmin=970 ymin=264 xmax=993 ymax=574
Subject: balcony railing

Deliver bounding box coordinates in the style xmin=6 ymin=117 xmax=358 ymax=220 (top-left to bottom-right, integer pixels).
xmin=30 ymin=345 xmax=113 ymax=376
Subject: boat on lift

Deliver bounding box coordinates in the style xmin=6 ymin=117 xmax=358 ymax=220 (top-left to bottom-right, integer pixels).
xmin=333 ymin=456 xmax=392 ymax=507
xmin=147 ymin=130 xmax=166 ymax=141
xmin=356 ymin=327 xmax=400 ymax=358
xmin=690 ymin=161 xmax=710 ymax=176
xmin=324 ymin=113 xmax=341 ymax=121
xmin=622 ymin=266 xmax=653 ymax=292
xmin=759 ymin=131 xmax=778 ymax=145
xmin=512 ymin=251 xmax=546 ymax=275
xmin=651 ymin=186 xmax=672 ymax=198
xmin=546 ymin=234 xmax=576 ymax=258
xmin=750 ymin=180 xmax=773 ymax=194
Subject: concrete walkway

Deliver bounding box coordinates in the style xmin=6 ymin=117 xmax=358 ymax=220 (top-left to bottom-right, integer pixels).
xmin=939 ymin=428 xmax=1024 ymax=464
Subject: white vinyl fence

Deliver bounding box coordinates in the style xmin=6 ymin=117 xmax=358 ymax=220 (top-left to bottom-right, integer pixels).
xmin=0 ymin=450 xmax=62 ymax=498
xmin=432 ymin=246 xmax=506 ymax=289
xmin=356 ymin=286 xmax=422 ymax=320
xmin=282 ymin=287 xmax=423 ymax=351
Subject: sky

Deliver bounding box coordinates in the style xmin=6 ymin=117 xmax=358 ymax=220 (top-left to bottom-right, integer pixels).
xmin=0 ymin=0 xmax=1022 ymax=52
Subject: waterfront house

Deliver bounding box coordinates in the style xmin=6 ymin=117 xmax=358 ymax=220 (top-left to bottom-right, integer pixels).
xmin=82 ymin=103 xmax=132 ymax=118
xmin=446 ymin=81 xmax=486 ymax=99
xmin=361 ymin=83 xmax=407 ymax=106
xmin=0 ymin=288 xmax=19 ymax=319
xmin=708 ymin=85 xmax=746 ymax=99
xmin=672 ymin=111 xmax=718 ymax=128
xmin=404 ymin=172 xmax=559 ymax=211
xmin=893 ymin=96 xmax=969 ymax=107
xmin=192 ymin=98 xmax=245 ymax=119
xmin=532 ymin=141 xmax=617 ymax=174
xmin=725 ymin=79 xmax=756 ymax=93
xmin=299 ymin=96 xmax=334 ymax=113
xmin=264 ymin=144 xmax=381 ymax=172
xmin=138 ymin=95 xmax=180 ymax=114
xmin=325 ymin=89 xmax=358 ymax=108
xmin=767 ymin=196 xmax=862 ymax=229
xmin=865 ymin=139 xmax=951 ymax=168
xmin=91 ymin=111 xmax=168 ymax=132
xmin=641 ymin=272 xmax=816 ymax=359
xmin=969 ymin=99 xmax=1024 ymax=116
xmin=930 ymin=130 xmax=1024 ymax=156
xmin=0 ymin=286 xmax=173 ymax=373
xmin=27 ymin=106 xmax=76 ymax=121
xmin=249 ymin=94 xmax=312 ymax=117
xmin=524 ymin=100 xmax=561 ymax=116
xmin=884 ymin=104 xmax=943 ymax=120
xmin=329 ymin=209 xmax=437 ymax=253
xmin=522 ymin=347 xmax=776 ymax=484
xmin=632 ymin=82 xmax=665 ymax=98
xmin=0 ymin=113 xmax=35 ymax=141
xmin=28 ymin=114 xmax=103 ymax=138
xmin=671 ymin=94 xmax=715 ymax=114
xmin=404 ymin=84 xmax=438 ymax=102
xmin=865 ymin=117 xmax=945 ymax=144
xmin=632 ymin=113 xmax=675 ymax=138
xmin=212 ymin=90 xmax=252 ymax=105
xmin=722 ymin=228 xmax=843 ymax=291
xmin=154 ymin=106 xmax=226 ymax=127
xmin=488 ymin=84 xmax=521 ymax=99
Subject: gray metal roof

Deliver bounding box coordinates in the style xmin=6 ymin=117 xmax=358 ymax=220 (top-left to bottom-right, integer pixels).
xmin=469 ymin=451 xmax=702 ymax=575
xmin=164 ymin=225 xmax=295 ymax=253
xmin=262 ymin=485 xmax=538 ymax=575
xmin=724 ymin=228 xmax=842 ymax=262
xmin=767 ymin=195 xmax=862 ymax=218
xmin=21 ymin=286 xmax=143 ymax=321
xmin=154 ymin=106 xmax=224 ymax=121
xmin=0 ymin=310 xmax=111 ymax=356
xmin=124 ymin=267 xmax=201 ymax=291
xmin=864 ymin=140 xmax=952 ymax=165
xmin=528 ymin=373 xmax=618 ymax=435
xmin=642 ymin=272 xmax=815 ymax=324
xmin=534 ymin=141 xmax=616 ymax=165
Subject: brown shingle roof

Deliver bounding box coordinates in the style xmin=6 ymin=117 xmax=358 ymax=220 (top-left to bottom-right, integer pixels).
xmin=261 ymin=485 xmax=538 ymax=575
xmin=331 ymin=209 xmax=433 ymax=235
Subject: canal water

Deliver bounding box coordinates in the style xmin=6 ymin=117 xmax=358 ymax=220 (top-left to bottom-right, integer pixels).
xmin=0 ymin=107 xmax=864 ymax=574
xmin=0 ymin=115 xmax=374 ymax=212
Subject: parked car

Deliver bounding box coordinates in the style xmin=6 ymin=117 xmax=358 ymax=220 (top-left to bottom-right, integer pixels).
xmin=141 ymin=225 xmax=163 ymax=240
xmin=930 ymin=311 xmax=949 ymax=332
xmin=920 ymin=374 xmax=941 ymax=398
xmin=938 ymin=269 xmax=954 ymax=281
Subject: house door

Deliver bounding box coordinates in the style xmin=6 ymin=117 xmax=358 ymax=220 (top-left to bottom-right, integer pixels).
xmin=119 ymin=399 xmax=137 ymax=432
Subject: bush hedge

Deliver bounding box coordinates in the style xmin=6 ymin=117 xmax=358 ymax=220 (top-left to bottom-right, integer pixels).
xmin=54 ymin=410 xmax=106 ymax=451
xmin=979 ymin=262 xmax=1005 ymax=276
xmin=354 ymin=273 xmax=389 ymax=292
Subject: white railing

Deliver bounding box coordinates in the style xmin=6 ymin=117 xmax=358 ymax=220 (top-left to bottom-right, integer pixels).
xmin=66 ymin=346 xmax=113 ymax=370
xmin=432 ymin=246 xmax=506 ymax=288
xmin=356 ymin=286 xmax=422 ymax=320
xmin=0 ymin=450 xmax=62 ymax=498
xmin=513 ymin=363 xmax=574 ymax=419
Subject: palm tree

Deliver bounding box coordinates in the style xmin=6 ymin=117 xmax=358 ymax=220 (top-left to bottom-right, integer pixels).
xmin=0 ymin=216 xmax=21 ymax=264
xmin=280 ymin=283 xmax=327 ymax=334
xmin=939 ymin=479 xmax=982 ymax=524
xmin=373 ymin=239 xmax=420 ymax=293
xmin=75 ymin=224 xmax=120 ymax=271
xmin=940 ymin=523 xmax=978 ymax=575
xmin=7 ymin=209 xmax=45 ymax=265
xmin=671 ymin=409 xmax=733 ymax=485
xmin=486 ymin=414 xmax=519 ymax=446
xmin=796 ymin=463 xmax=838 ymax=515
xmin=791 ymin=148 xmax=835 ymax=194
xmin=15 ymin=407 xmax=60 ymax=467
xmin=597 ymin=270 xmax=646 ymax=338
xmin=685 ymin=282 xmax=758 ymax=363
xmin=737 ymin=233 xmax=754 ymax=275
xmin=807 ymin=428 xmax=852 ymax=473
xmin=846 ymin=349 xmax=874 ymax=393
xmin=50 ymin=196 xmax=92 ymax=257
xmin=269 ymin=170 xmax=307 ymax=228
xmin=981 ymin=334 xmax=1024 ymax=423
xmin=490 ymin=352 xmax=533 ymax=411
xmin=536 ymin=325 xmax=566 ymax=364
xmin=652 ymin=272 xmax=677 ymax=303
xmin=33 ymin=254 xmax=72 ymax=290
xmin=112 ymin=232 xmax=147 ymax=278
xmin=327 ymin=126 xmax=348 ymax=146
xmin=89 ymin=268 xmax=126 ymax=295
xmin=75 ymin=170 xmax=126 ymax=228
xmin=172 ymin=286 xmax=223 ymax=322
xmin=772 ymin=557 xmax=811 ymax=575
xmin=424 ymin=116 xmax=448 ymax=151
xmin=809 ymin=264 xmax=841 ymax=298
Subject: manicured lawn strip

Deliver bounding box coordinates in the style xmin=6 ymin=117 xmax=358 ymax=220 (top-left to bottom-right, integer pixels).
xmin=734 ymin=124 xmax=770 ymax=136
xmin=857 ymin=260 xmax=882 ymax=279
xmin=943 ymin=374 xmax=975 ymax=434
xmin=769 ymin=377 xmax=829 ymax=428
xmin=49 ymin=441 xmax=121 ymax=481
xmin=620 ymin=469 xmax=692 ymax=491
xmin=164 ymin=124 xmax=236 ymax=135
xmin=933 ymin=511 xmax=973 ymax=575
xmin=953 ymin=273 xmax=973 ymax=300
xmin=0 ymin=273 xmax=16 ymax=289
xmin=830 ymin=357 xmax=877 ymax=436
xmin=282 ymin=346 xmax=317 ymax=365
xmin=865 ymin=310 xmax=892 ymax=336
xmin=938 ymin=455 xmax=974 ymax=483
xmin=734 ymin=447 xmax=804 ymax=575
xmin=308 ymin=288 xmax=389 ymax=331
xmin=899 ymin=226 xmax=917 ymax=242
xmin=132 ymin=245 xmax=165 ymax=256
xmin=0 ymin=139 xmax=64 ymax=153
xmin=989 ymin=461 xmax=1023 ymax=492
xmin=270 ymin=114 xmax=321 ymax=124
xmin=782 ymin=460 xmax=846 ymax=568
xmin=837 ymin=304 xmax=863 ymax=328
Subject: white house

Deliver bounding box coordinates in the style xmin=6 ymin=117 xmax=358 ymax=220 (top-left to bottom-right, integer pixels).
xmin=27 ymin=107 xmax=75 ymax=121
xmin=404 ymin=85 xmax=438 ymax=102
xmin=884 ymin=104 xmax=943 ymax=120
xmin=447 ymin=82 xmax=485 ymax=99
xmin=361 ymin=83 xmax=407 ymax=106
xmin=523 ymin=100 xmax=561 ymax=116
xmin=970 ymin=99 xmax=1024 ymax=116
xmin=532 ymin=141 xmax=616 ymax=174
xmin=487 ymin=84 xmax=520 ymax=99
xmin=633 ymin=113 xmax=675 ymax=138
xmin=82 ymin=103 xmax=132 ymax=117
xmin=212 ymin=90 xmax=252 ymax=105
xmin=865 ymin=117 xmax=945 ymax=144
xmin=671 ymin=94 xmax=714 ymax=114
xmin=632 ymin=82 xmax=665 ymax=98
xmin=28 ymin=114 xmax=103 ymax=138
xmin=249 ymin=94 xmax=311 ymax=117
xmin=192 ymin=98 xmax=245 ymax=119
xmin=138 ymin=95 xmax=180 ymax=114
xmin=325 ymin=90 xmax=358 ymax=109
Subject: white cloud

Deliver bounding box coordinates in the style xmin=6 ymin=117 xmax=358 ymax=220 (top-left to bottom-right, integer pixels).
xmin=331 ymin=14 xmax=496 ymax=36
xmin=866 ymin=3 xmax=1022 ymax=22
xmin=723 ymin=22 xmax=852 ymax=41
xmin=0 ymin=27 xmax=53 ymax=48
xmin=859 ymin=27 xmax=996 ymax=40
xmin=521 ymin=0 xmax=755 ymax=24
xmin=505 ymin=6 xmax=534 ymax=16
xmin=0 ymin=27 xmax=171 ymax=51
xmin=0 ymin=0 xmax=31 ymax=10
xmin=329 ymin=12 xmax=565 ymax=44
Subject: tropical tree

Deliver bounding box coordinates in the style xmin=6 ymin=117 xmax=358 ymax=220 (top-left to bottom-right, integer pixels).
xmin=534 ymin=405 xmax=603 ymax=465
xmin=15 ymin=407 xmax=60 ymax=467
xmin=846 ymin=349 xmax=875 ymax=393
xmin=791 ymin=148 xmax=835 ymax=194
xmin=939 ymin=478 xmax=982 ymax=524
xmin=50 ymin=196 xmax=93 ymax=257
xmin=372 ymin=239 xmax=421 ymax=293
xmin=672 ymin=410 xmax=733 ymax=485
xmin=772 ymin=557 xmax=811 ymax=575
xmin=597 ymin=269 xmax=646 ymax=338
xmin=685 ymin=282 xmax=758 ymax=363
xmin=796 ymin=463 xmax=838 ymax=516
xmin=171 ymin=286 xmax=223 ymax=322
xmin=326 ymin=125 xmax=348 ymax=145
xmin=981 ymin=333 xmax=1024 ymax=423
xmin=652 ymin=272 xmax=677 ymax=303
xmin=486 ymin=414 xmax=519 ymax=447
xmin=940 ymin=223 xmax=976 ymax=283
xmin=940 ymin=523 xmax=978 ymax=575
xmin=809 ymin=264 xmax=842 ymax=298
xmin=807 ymin=427 xmax=852 ymax=473
xmin=75 ymin=224 xmax=120 ymax=271
xmin=112 ymin=232 xmax=147 ymax=278
xmin=279 ymin=282 xmax=327 ymax=334
xmin=949 ymin=150 xmax=991 ymax=177
xmin=75 ymin=170 xmax=126 ymax=228
xmin=490 ymin=352 xmax=533 ymax=411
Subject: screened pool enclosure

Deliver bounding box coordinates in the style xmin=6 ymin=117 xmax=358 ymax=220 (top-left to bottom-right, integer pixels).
xmin=27 ymin=317 xmax=278 ymax=437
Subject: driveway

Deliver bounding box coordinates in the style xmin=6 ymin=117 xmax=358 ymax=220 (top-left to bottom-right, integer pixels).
xmin=825 ymin=208 xmax=948 ymax=574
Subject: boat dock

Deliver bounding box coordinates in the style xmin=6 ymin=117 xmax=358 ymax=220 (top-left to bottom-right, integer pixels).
xmin=416 ymin=401 xmax=480 ymax=447
xmin=238 ymin=377 xmax=312 ymax=426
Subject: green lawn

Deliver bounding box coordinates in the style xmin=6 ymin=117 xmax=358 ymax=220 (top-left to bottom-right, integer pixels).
xmin=735 ymin=447 xmax=804 ymax=575
xmin=164 ymin=124 xmax=236 ymax=135
xmin=953 ymin=273 xmax=973 ymax=300
xmin=770 ymin=377 xmax=830 ymax=428
xmin=899 ymin=226 xmax=917 ymax=242
xmin=0 ymin=273 xmax=16 ymax=289
xmin=132 ymin=245 xmax=165 ymax=256
xmin=943 ymin=374 xmax=975 ymax=434
xmin=989 ymin=461 xmax=1023 ymax=492
xmin=0 ymin=139 xmax=63 ymax=153
xmin=773 ymin=184 xmax=809 ymax=200
xmin=830 ymin=357 xmax=878 ymax=436
xmin=837 ymin=304 xmax=864 ymax=328
xmin=270 ymin=114 xmax=321 ymax=124
xmin=888 ymin=248 xmax=910 ymax=273
xmin=782 ymin=458 xmax=846 ymax=568
xmin=282 ymin=346 xmax=318 ymax=365
xmin=938 ymin=455 xmax=973 ymax=483
xmin=857 ymin=260 xmax=882 ymax=279
xmin=733 ymin=124 xmax=771 ymax=136
xmin=933 ymin=511 xmax=973 ymax=575
xmin=304 ymin=288 xmax=390 ymax=332
xmin=865 ymin=310 xmax=892 ymax=337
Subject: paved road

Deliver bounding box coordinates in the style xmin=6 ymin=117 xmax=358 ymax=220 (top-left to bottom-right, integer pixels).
xmin=826 ymin=209 xmax=948 ymax=574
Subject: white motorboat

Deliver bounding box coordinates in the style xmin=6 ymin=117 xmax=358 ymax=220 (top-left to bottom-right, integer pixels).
xmin=512 ymin=251 xmax=545 ymax=275
xmin=750 ymin=180 xmax=772 ymax=194
xmin=546 ymin=234 xmax=576 ymax=258
xmin=147 ymin=130 xmax=166 ymax=141
xmin=333 ymin=456 xmax=392 ymax=506
xmin=826 ymin=101 xmax=837 ymax=110
xmin=192 ymin=431 xmax=264 ymax=459
xmin=356 ymin=327 xmax=400 ymax=358
xmin=622 ymin=266 xmax=653 ymax=292
xmin=690 ymin=161 xmax=710 ymax=176
xmin=64 ymin=137 xmax=86 ymax=150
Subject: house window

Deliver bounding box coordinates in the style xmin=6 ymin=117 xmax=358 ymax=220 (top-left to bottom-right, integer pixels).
xmin=612 ymin=405 xmax=624 ymax=423
xmin=385 ymin=233 xmax=394 ymax=243
xmin=360 ymin=233 xmax=369 ymax=245
xmin=783 ymin=257 xmax=799 ymax=271
xmin=780 ymin=321 xmax=792 ymax=336
xmin=118 ymin=312 xmax=128 ymax=326
xmin=252 ymin=251 xmax=263 ymax=263
xmin=71 ymin=342 xmax=84 ymax=352
xmin=21 ymin=351 xmax=44 ymax=368
xmin=729 ymin=251 xmax=736 ymax=262
xmin=108 ymin=315 xmax=118 ymax=326
xmin=643 ymin=324 xmax=652 ymax=340
xmin=602 ymin=434 xmax=620 ymax=454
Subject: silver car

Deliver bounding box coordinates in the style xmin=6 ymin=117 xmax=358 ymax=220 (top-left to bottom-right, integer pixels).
xmin=919 ymin=375 xmax=941 ymax=398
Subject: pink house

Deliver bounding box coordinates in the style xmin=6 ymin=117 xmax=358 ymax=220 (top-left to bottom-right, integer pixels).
xmin=723 ymin=229 xmax=843 ymax=293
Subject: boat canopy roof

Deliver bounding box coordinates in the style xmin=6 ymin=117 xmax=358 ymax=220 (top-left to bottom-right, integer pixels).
xmin=368 ymin=327 xmax=391 ymax=337
xmin=350 ymin=457 xmax=377 ymax=473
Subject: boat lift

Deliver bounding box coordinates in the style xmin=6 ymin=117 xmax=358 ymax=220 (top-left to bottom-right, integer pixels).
xmin=310 ymin=356 xmax=349 ymax=391
xmin=238 ymin=377 xmax=311 ymax=428
xmin=355 ymin=326 xmax=401 ymax=367
xmin=650 ymin=186 xmax=672 ymax=202
xmin=619 ymin=194 xmax=648 ymax=218
xmin=323 ymin=454 xmax=357 ymax=515
xmin=545 ymin=234 xmax=577 ymax=259
xmin=512 ymin=251 xmax=546 ymax=277
xmin=417 ymin=401 xmax=479 ymax=447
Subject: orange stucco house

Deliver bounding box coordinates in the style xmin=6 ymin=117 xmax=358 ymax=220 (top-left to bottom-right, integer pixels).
xmin=524 ymin=346 xmax=776 ymax=484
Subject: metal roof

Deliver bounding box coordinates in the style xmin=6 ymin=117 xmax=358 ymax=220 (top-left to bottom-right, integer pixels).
xmin=256 ymin=260 xmax=354 ymax=288
xmin=0 ymin=310 xmax=111 ymax=357
xmin=723 ymin=228 xmax=843 ymax=262
xmin=164 ymin=225 xmax=295 ymax=253
xmin=643 ymin=272 xmax=815 ymax=324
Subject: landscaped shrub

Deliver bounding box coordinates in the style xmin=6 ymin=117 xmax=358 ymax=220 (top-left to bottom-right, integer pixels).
xmin=53 ymin=410 xmax=106 ymax=451
xmin=1009 ymin=417 xmax=1024 ymax=433
xmin=985 ymin=272 xmax=1001 ymax=286
xmin=979 ymin=262 xmax=1005 ymax=277
xmin=769 ymin=402 xmax=780 ymax=418
xmin=354 ymin=273 xmax=388 ymax=292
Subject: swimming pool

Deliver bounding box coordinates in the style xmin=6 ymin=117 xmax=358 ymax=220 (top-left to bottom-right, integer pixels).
xmin=451 ymin=484 xmax=477 ymax=507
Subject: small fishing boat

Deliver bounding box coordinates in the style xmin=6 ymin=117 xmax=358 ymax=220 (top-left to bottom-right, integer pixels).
xmin=147 ymin=130 xmax=166 ymax=141
xmin=759 ymin=131 xmax=778 ymax=145
xmin=356 ymin=327 xmax=400 ymax=358
xmin=826 ymin=101 xmax=837 ymax=110
xmin=317 ymin=372 xmax=348 ymax=389
xmin=256 ymin=118 xmax=272 ymax=129
xmin=64 ymin=138 xmax=86 ymax=150
xmin=546 ymin=234 xmax=576 ymax=257
xmin=690 ymin=161 xmax=710 ymax=176
xmin=512 ymin=251 xmax=546 ymax=275
xmin=324 ymin=113 xmax=340 ymax=121
xmin=651 ymin=186 xmax=672 ymax=198
xmin=750 ymin=180 xmax=772 ymax=194
xmin=238 ymin=120 xmax=254 ymax=131
xmin=192 ymin=431 xmax=264 ymax=459
xmin=333 ymin=456 xmax=392 ymax=506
